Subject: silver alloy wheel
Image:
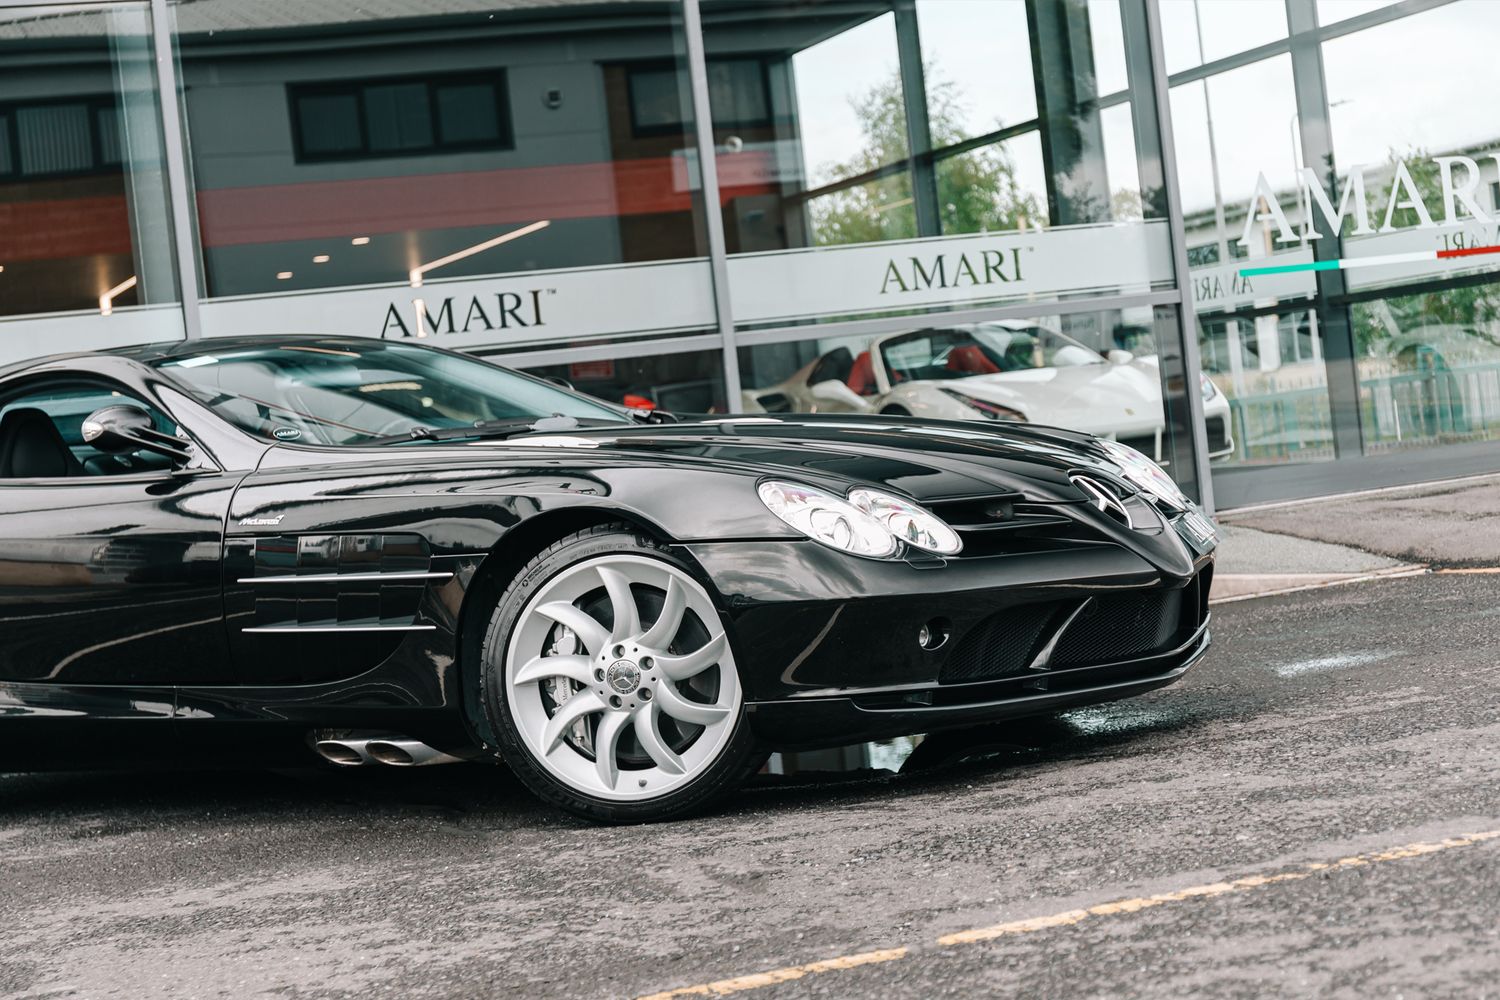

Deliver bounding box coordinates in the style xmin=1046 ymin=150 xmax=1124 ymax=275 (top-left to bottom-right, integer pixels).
xmin=504 ymin=554 xmax=742 ymax=802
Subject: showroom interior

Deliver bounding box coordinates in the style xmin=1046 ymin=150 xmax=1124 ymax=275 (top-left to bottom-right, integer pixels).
xmin=3 ymin=0 xmax=1499 ymax=512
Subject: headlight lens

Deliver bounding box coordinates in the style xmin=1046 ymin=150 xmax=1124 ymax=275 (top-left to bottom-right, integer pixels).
xmin=939 ymin=388 xmax=1026 ymax=421
xmin=848 ymin=488 xmax=963 ymax=555
xmin=1199 ymin=373 xmax=1220 ymax=402
xmin=757 ymin=481 xmax=899 ymax=558
xmin=1098 ymin=439 xmax=1188 ymax=510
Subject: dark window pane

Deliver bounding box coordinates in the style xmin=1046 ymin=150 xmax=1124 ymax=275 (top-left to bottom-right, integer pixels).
xmin=296 ymin=91 xmax=362 ymax=155
xmin=706 ymin=59 xmax=767 ymax=126
xmin=365 ymin=82 xmax=433 ymax=151
xmin=17 ymin=103 xmax=93 ymax=174
xmin=629 ymin=66 xmax=683 ymax=132
xmin=0 ymin=113 xmax=12 ymax=174
xmin=96 ymin=104 xmax=122 ymax=164
xmin=435 ymin=81 xmax=501 ymax=144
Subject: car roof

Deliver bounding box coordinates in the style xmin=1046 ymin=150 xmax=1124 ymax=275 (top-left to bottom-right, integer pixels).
xmin=109 ymin=334 xmax=402 ymax=363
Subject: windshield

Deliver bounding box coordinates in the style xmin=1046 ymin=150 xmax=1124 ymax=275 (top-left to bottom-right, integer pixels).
xmin=880 ymin=325 xmax=1103 ymax=383
xmin=154 ymin=340 xmax=627 ymax=446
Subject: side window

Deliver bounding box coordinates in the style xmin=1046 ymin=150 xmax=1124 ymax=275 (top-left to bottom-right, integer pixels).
xmin=0 ymin=380 xmax=176 ymax=479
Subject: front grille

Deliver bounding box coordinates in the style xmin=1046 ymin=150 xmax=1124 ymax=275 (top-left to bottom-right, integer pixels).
xmin=940 ymin=568 xmax=1211 ymax=684
xmin=926 ymin=493 xmax=1106 ymax=559
xmin=939 ymin=602 xmax=1065 ymax=682
xmin=1052 ymin=590 xmax=1182 ymax=667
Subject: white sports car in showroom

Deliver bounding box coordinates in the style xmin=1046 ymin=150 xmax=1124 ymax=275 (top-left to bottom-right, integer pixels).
xmin=742 ymin=322 xmax=1235 ymax=464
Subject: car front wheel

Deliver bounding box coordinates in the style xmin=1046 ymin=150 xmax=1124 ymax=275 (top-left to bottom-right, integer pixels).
xmin=479 ymin=525 xmax=760 ymax=822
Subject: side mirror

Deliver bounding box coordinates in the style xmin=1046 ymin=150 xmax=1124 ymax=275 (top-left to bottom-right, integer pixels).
xmin=1106 ymin=349 xmax=1134 ymax=366
xmin=82 ymin=405 xmax=192 ymax=464
xmin=808 ymin=379 xmax=872 ymax=411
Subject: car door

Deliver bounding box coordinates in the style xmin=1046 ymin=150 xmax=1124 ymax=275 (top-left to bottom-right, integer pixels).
xmin=0 ymin=376 xmax=241 ymax=686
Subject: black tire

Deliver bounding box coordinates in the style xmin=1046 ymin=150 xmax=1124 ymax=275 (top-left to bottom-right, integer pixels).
xmin=478 ymin=523 xmax=762 ymax=823
xmin=881 ymin=405 xmax=911 ymax=416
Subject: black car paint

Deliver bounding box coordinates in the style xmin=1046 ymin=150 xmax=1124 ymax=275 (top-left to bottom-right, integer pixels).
xmin=0 ymin=339 xmax=1214 ymax=771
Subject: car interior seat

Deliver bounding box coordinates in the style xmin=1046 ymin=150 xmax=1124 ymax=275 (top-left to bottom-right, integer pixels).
xmin=947 ymin=344 xmax=1001 ymax=375
xmin=0 ymin=407 xmax=85 ymax=478
xmin=846 ymin=351 xmax=876 ymax=395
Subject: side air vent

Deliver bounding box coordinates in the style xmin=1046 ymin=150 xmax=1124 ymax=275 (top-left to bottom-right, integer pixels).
xmin=1069 ymin=474 xmax=1137 ymax=529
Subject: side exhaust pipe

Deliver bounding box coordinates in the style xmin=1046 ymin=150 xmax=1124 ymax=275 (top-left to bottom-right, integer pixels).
xmin=365 ymin=739 xmax=465 ymax=767
xmin=314 ymin=738 xmax=375 ymax=767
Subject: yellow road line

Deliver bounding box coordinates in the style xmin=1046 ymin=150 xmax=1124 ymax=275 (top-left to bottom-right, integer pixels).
xmin=636 ymin=948 xmax=909 ymax=1000
xmin=637 ymin=830 xmax=1500 ymax=999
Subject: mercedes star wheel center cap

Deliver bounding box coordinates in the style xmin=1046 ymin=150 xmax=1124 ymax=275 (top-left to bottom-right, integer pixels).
xmin=606 ymin=659 xmax=641 ymax=694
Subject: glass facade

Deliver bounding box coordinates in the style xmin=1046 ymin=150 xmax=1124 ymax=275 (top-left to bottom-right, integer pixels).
xmin=3 ymin=0 xmax=1497 ymax=510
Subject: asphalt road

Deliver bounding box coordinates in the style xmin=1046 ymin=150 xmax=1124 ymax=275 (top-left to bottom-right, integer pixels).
xmin=3 ymin=571 xmax=1498 ymax=1000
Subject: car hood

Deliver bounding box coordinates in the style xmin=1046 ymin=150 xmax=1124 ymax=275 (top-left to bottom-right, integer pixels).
xmin=266 ymin=413 xmax=1124 ymax=503
xmin=930 ymin=363 xmax=1161 ymax=421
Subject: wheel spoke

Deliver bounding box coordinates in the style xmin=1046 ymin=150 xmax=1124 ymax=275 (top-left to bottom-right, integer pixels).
xmin=654 ymin=632 xmax=728 ymax=682
xmin=542 ymin=690 xmax=605 ymax=753
xmin=535 ymin=602 xmax=609 ymax=655
xmin=514 ymin=654 xmax=594 ymax=687
xmin=593 ymin=711 xmax=630 ymax=790
xmin=596 ymin=565 xmax=641 ymax=643
xmin=638 ymin=576 xmax=688 ymax=649
xmin=654 ymin=681 xmax=731 ymax=727
xmin=633 ymin=704 xmax=686 ymax=774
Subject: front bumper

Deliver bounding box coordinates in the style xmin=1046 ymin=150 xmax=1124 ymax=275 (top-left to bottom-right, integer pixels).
xmin=744 ymin=619 xmax=1210 ymax=749
xmin=681 ymin=530 xmax=1213 ymax=748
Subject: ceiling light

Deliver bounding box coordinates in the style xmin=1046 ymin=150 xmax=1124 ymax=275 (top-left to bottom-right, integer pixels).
xmin=313 ymin=254 xmax=330 ymax=263
xmin=99 ymin=275 xmax=137 ymax=316
xmin=409 ymin=219 xmax=550 ymax=288
xmin=277 ymin=271 xmax=293 ymax=280
xmin=351 ymin=237 xmax=371 ymax=246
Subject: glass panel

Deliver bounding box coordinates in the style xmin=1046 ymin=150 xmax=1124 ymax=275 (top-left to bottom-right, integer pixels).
xmin=1319 ymin=1 xmax=1500 ymax=455
xmin=916 ymin=0 xmax=1036 ymax=137
xmin=792 ymin=12 xmax=906 ymax=191
xmin=524 ymin=349 xmax=727 ymax=414
xmin=295 ymin=92 xmax=363 ymax=157
xmin=1169 ymin=53 xmax=1334 ymax=468
xmin=934 ymin=134 xmax=1046 ymax=235
xmin=177 ymin=0 xmax=713 ymax=352
xmin=364 ymin=82 xmax=434 ymax=152
xmin=0 ymin=113 xmax=11 ymax=175
xmin=738 ymin=304 xmax=1203 ymax=492
xmin=1317 ymin=0 xmax=1402 ymax=25
xmin=1352 ymin=292 xmax=1500 ymax=454
xmin=1159 ymin=0 xmax=1288 ymax=76
xmin=706 ymin=0 xmax=1173 ymax=333
xmin=17 ymin=103 xmax=94 ymax=175
xmin=436 ymin=82 xmax=501 ymax=145
xmin=0 ymin=3 xmax=183 ymax=364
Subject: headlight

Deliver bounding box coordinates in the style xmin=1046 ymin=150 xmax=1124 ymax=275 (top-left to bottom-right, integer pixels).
xmin=848 ymin=488 xmax=963 ymax=555
xmin=939 ymin=388 xmax=1026 ymax=421
xmin=1199 ymin=373 xmax=1220 ymax=402
xmin=757 ymin=481 xmax=899 ymax=558
xmin=1098 ymin=439 xmax=1188 ymax=510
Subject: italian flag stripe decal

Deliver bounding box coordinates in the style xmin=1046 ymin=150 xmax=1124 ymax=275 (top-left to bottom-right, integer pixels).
xmin=1239 ymin=243 xmax=1500 ymax=277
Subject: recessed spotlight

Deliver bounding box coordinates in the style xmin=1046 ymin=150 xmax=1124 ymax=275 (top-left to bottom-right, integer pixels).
xmin=277 ymin=271 xmax=293 ymax=280
xmin=313 ymin=254 xmax=330 ymax=263
xmin=351 ymin=237 xmax=371 ymax=246
xmin=0 ymin=265 xmax=6 ymax=273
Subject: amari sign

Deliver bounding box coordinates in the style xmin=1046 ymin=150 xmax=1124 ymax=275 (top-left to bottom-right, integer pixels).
xmin=186 ymin=221 xmax=1175 ymax=346
xmin=1239 ymin=155 xmax=1500 ymax=244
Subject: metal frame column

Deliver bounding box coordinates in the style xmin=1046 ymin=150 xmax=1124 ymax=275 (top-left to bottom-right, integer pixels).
xmin=147 ymin=0 xmax=202 ymax=339
xmin=1144 ymin=0 xmax=1215 ymax=513
xmin=681 ymin=0 xmax=742 ymax=403
xmin=1285 ymin=0 xmax=1365 ymax=459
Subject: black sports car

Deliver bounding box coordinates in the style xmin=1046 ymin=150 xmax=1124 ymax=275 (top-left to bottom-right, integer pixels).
xmin=0 ymin=336 xmax=1217 ymax=822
